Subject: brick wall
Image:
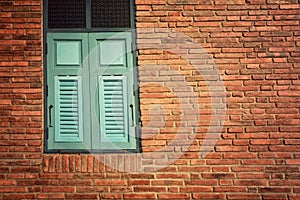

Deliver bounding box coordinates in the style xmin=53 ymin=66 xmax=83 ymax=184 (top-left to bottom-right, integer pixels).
xmin=0 ymin=0 xmax=300 ymax=199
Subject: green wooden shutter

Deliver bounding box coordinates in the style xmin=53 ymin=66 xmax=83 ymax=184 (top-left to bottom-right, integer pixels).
xmin=47 ymin=33 xmax=91 ymax=150
xmin=47 ymin=32 xmax=139 ymax=151
xmin=89 ymin=32 xmax=138 ymax=150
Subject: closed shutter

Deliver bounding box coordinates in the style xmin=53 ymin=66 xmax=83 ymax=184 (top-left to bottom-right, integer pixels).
xmin=47 ymin=32 xmax=138 ymax=151
xmin=89 ymin=32 xmax=138 ymax=150
xmin=47 ymin=33 xmax=91 ymax=150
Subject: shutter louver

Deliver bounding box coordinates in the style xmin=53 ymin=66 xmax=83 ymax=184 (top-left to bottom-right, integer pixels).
xmin=99 ymin=76 xmax=128 ymax=143
xmin=55 ymin=76 xmax=83 ymax=142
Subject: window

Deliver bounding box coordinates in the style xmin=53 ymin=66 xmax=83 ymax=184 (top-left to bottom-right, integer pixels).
xmin=44 ymin=0 xmax=139 ymax=152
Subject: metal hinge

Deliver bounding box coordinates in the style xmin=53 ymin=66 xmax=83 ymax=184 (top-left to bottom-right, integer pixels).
xmin=46 ymin=85 xmax=48 ymax=97
xmin=45 ymin=128 xmax=49 ymax=140
xmin=131 ymin=42 xmax=137 ymax=55
xmin=133 ymin=85 xmax=136 ymax=96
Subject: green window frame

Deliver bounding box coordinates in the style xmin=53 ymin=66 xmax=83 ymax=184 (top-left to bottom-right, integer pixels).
xmin=43 ymin=0 xmax=140 ymax=153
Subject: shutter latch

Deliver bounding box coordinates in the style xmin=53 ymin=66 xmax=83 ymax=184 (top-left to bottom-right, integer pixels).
xmin=130 ymin=104 xmax=135 ymax=127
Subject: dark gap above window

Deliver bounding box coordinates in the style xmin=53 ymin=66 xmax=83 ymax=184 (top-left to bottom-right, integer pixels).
xmin=47 ymin=0 xmax=131 ymax=29
xmin=91 ymin=0 xmax=131 ymax=28
xmin=48 ymin=0 xmax=86 ymax=29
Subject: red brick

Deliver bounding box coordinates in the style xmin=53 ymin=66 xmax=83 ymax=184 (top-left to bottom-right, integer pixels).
xmin=100 ymin=193 xmax=123 ymax=199
xmin=65 ymin=194 xmax=98 ymax=199
xmin=0 ymin=180 xmax=16 ymax=186
xmin=0 ymin=187 xmax=27 ymax=193
xmin=286 ymin=159 xmax=300 ymax=165
xmin=42 ymin=187 xmax=75 ymax=193
xmin=180 ymin=186 xmax=212 ymax=193
xmin=289 ymin=195 xmax=300 ymax=200
xmin=260 ymin=187 xmax=292 ymax=193
xmin=93 ymin=179 xmax=126 ymax=186
xmin=59 ymin=179 xmax=92 ymax=186
xmin=234 ymin=179 xmax=268 ymax=186
xmin=215 ymin=0 xmax=245 ymax=4
xmin=135 ymin=0 xmax=166 ymax=5
xmin=270 ymin=180 xmax=300 ymax=186
xmin=237 ymin=173 xmax=270 ymax=179
xmin=128 ymin=180 xmax=151 ymax=185
xmin=124 ymin=194 xmax=156 ymax=199
xmin=3 ymin=194 xmax=37 ymax=199
xmin=152 ymin=180 xmax=184 ymax=185
xmin=76 ymin=186 xmax=108 ymax=193
xmin=165 ymin=193 xmax=191 ymax=199
xmin=214 ymin=186 xmax=247 ymax=192
xmin=215 ymin=146 xmax=248 ymax=152
xmin=134 ymin=186 xmax=167 ymax=192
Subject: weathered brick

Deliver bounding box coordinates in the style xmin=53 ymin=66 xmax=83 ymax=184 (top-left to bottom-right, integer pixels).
xmin=3 ymin=194 xmax=37 ymax=200
xmin=124 ymin=194 xmax=156 ymax=199
xmin=65 ymin=194 xmax=99 ymax=199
